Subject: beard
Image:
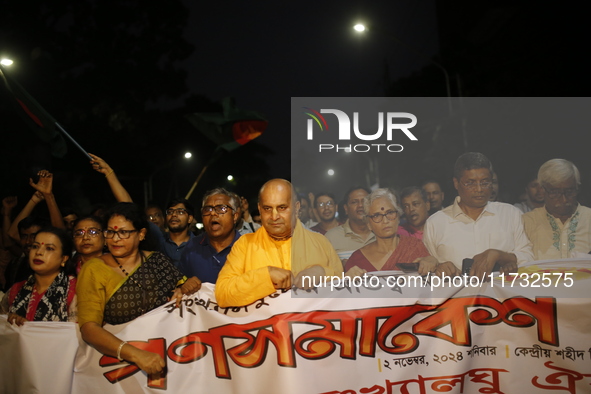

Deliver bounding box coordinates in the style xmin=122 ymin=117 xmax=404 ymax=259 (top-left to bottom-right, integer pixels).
xmin=168 ymin=222 xmax=188 ymax=233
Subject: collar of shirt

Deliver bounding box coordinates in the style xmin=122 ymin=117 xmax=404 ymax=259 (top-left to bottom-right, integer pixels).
xmin=450 ymin=196 xmax=495 ymax=223
xmin=200 ymin=230 xmax=241 ymax=251
xmin=543 ymin=203 xmax=581 ymax=223
xmin=165 ymin=230 xmax=195 ymax=246
xmin=341 ymin=219 xmax=375 ymax=242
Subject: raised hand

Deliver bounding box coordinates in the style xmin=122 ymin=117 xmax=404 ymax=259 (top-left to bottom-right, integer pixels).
xmin=88 ymin=153 xmax=113 ymax=176
xmin=2 ymin=196 xmax=17 ymax=213
xmin=29 ymin=170 xmax=54 ymax=195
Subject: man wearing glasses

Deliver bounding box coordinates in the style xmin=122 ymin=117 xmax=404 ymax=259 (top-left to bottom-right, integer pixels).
xmin=310 ymin=192 xmax=339 ymax=235
xmin=178 ymin=189 xmax=240 ymax=284
xmin=523 ymin=159 xmax=591 ymax=260
xmin=423 ymin=152 xmax=533 ymax=278
xmin=161 ymin=198 xmax=196 ymax=268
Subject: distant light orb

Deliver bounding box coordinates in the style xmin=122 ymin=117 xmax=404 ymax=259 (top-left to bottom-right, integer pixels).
xmin=353 ymin=24 xmax=366 ymax=32
xmin=327 ymin=169 xmax=335 ymax=176
xmin=227 ymin=175 xmax=234 ymax=181
xmin=184 ymin=152 xmax=192 ymax=159
xmin=0 ymin=59 xmax=14 ymax=66
xmin=196 ymin=223 xmax=204 ymax=229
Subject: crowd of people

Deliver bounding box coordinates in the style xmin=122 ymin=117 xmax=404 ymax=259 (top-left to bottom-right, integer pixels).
xmin=1 ymin=150 xmax=589 ymax=376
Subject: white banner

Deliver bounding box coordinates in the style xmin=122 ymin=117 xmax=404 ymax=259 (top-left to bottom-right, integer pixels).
xmin=2 ymin=259 xmax=591 ymax=393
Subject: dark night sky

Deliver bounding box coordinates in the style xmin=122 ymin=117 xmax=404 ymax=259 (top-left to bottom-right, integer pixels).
xmin=177 ymin=1 xmax=439 ymax=178
xmin=1 ymin=1 xmax=589 ymax=211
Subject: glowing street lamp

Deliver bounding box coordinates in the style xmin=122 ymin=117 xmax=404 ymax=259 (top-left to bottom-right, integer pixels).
xmin=327 ymin=169 xmax=335 ymax=176
xmin=227 ymin=175 xmax=234 ymax=181
xmin=184 ymin=152 xmax=192 ymax=159
xmin=0 ymin=58 xmax=13 ymax=66
xmin=353 ymin=24 xmax=366 ymax=32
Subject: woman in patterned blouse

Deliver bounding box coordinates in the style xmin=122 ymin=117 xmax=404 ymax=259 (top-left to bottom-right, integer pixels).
xmin=76 ymin=202 xmax=201 ymax=375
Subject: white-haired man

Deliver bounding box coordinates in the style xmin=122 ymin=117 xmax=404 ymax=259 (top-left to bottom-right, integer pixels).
xmin=523 ymin=159 xmax=591 ymax=260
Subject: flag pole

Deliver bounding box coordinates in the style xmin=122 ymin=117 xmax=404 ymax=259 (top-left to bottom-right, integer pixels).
xmin=55 ymin=122 xmax=92 ymax=160
xmin=185 ymin=148 xmax=224 ymax=200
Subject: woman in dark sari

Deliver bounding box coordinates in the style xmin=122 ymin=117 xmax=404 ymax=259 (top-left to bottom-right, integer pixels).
xmin=77 ymin=202 xmax=200 ymax=375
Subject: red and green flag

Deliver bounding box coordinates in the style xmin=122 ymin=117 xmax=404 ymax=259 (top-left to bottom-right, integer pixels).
xmin=0 ymin=64 xmax=68 ymax=158
xmin=185 ymin=97 xmax=267 ymax=152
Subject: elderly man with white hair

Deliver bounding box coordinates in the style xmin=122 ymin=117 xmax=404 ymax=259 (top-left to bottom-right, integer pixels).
xmin=523 ymin=159 xmax=591 ymax=260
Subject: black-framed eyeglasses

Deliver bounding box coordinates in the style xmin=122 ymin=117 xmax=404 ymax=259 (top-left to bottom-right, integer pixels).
xmin=543 ymin=186 xmax=578 ymax=199
xmin=460 ymin=181 xmax=493 ymax=190
xmin=317 ymin=201 xmax=335 ymax=208
xmin=201 ymin=204 xmax=234 ymax=216
xmin=367 ymin=210 xmax=398 ymax=223
xmin=104 ymin=229 xmax=138 ymax=239
xmin=166 ymin=208 xmax=188 ymax=216
xmin=73 ymin=228 xmax=103 ymax=238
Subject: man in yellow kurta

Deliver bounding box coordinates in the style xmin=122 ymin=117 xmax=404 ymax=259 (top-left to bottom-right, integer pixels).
xmin=215 ymin=179 xmax=343 ymax=307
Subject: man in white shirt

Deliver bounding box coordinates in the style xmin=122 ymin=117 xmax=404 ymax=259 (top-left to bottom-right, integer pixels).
xmin=523 ymin=159 xmax=591 ymax=260
xmin=423 ymin=152 xmax=533 ymax=278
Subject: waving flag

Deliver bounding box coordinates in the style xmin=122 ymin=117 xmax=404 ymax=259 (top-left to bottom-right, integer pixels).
xmin=0 ymin=64 xmax=91 ymax=159
xmin=185 ymin=97 xmax=267 ymax=152
xmin=0 ymin=64 xmax=68 ymax=157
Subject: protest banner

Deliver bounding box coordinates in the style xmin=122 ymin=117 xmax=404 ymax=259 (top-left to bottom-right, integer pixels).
xmin=2 ymin=259 xmax=590 ymax=393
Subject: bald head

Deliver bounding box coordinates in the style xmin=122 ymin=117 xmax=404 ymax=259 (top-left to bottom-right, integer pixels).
xmin=259 ymin=179 xmax=296 ymax=203
xmin=258 ymin=179 xmax=299 ymax=239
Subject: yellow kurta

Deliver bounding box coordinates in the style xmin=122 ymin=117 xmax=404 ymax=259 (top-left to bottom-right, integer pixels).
xmin=215 ymin=220 xmax=342 ymax=307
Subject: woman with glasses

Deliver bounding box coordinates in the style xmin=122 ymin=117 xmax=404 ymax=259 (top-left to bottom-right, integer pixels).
xmin=76 ymin=202 xmax=200 ymax=375
xmin=3 ymin=227 xmax=77 ymax=325
xmin=71 ymin=215 xmax=106 ymax=274
xmin=344 ymin=188 xmax=437 ymax=276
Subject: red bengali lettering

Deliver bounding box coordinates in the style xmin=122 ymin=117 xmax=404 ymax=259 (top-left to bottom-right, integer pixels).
xmin=100 ymin=338 xmax=167 ymax=389
xmin=413 ymin=296 xmax=558 ymax=346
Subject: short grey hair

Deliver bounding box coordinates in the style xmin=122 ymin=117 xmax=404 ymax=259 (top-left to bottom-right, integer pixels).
xmin=363 ymin=188 xmax=401 ymax=216
xmin=538 ymin=159 xmax=581 ymax=187
xmin=201 ymin=187 xmax=240 ymax=211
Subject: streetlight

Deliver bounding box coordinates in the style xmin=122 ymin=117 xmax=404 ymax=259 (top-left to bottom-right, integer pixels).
xmin=0 ymin=58 xmax=13 ymax=66
xmin=353 ymin=23 xmax=452 ymax=115
xmin=184 ymin=152 xmax=192 ymax=159
xmin=327 ymin=169 xmax=335 ymax=176
xmin=227 ymin=175 xmax=234 ymax=181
